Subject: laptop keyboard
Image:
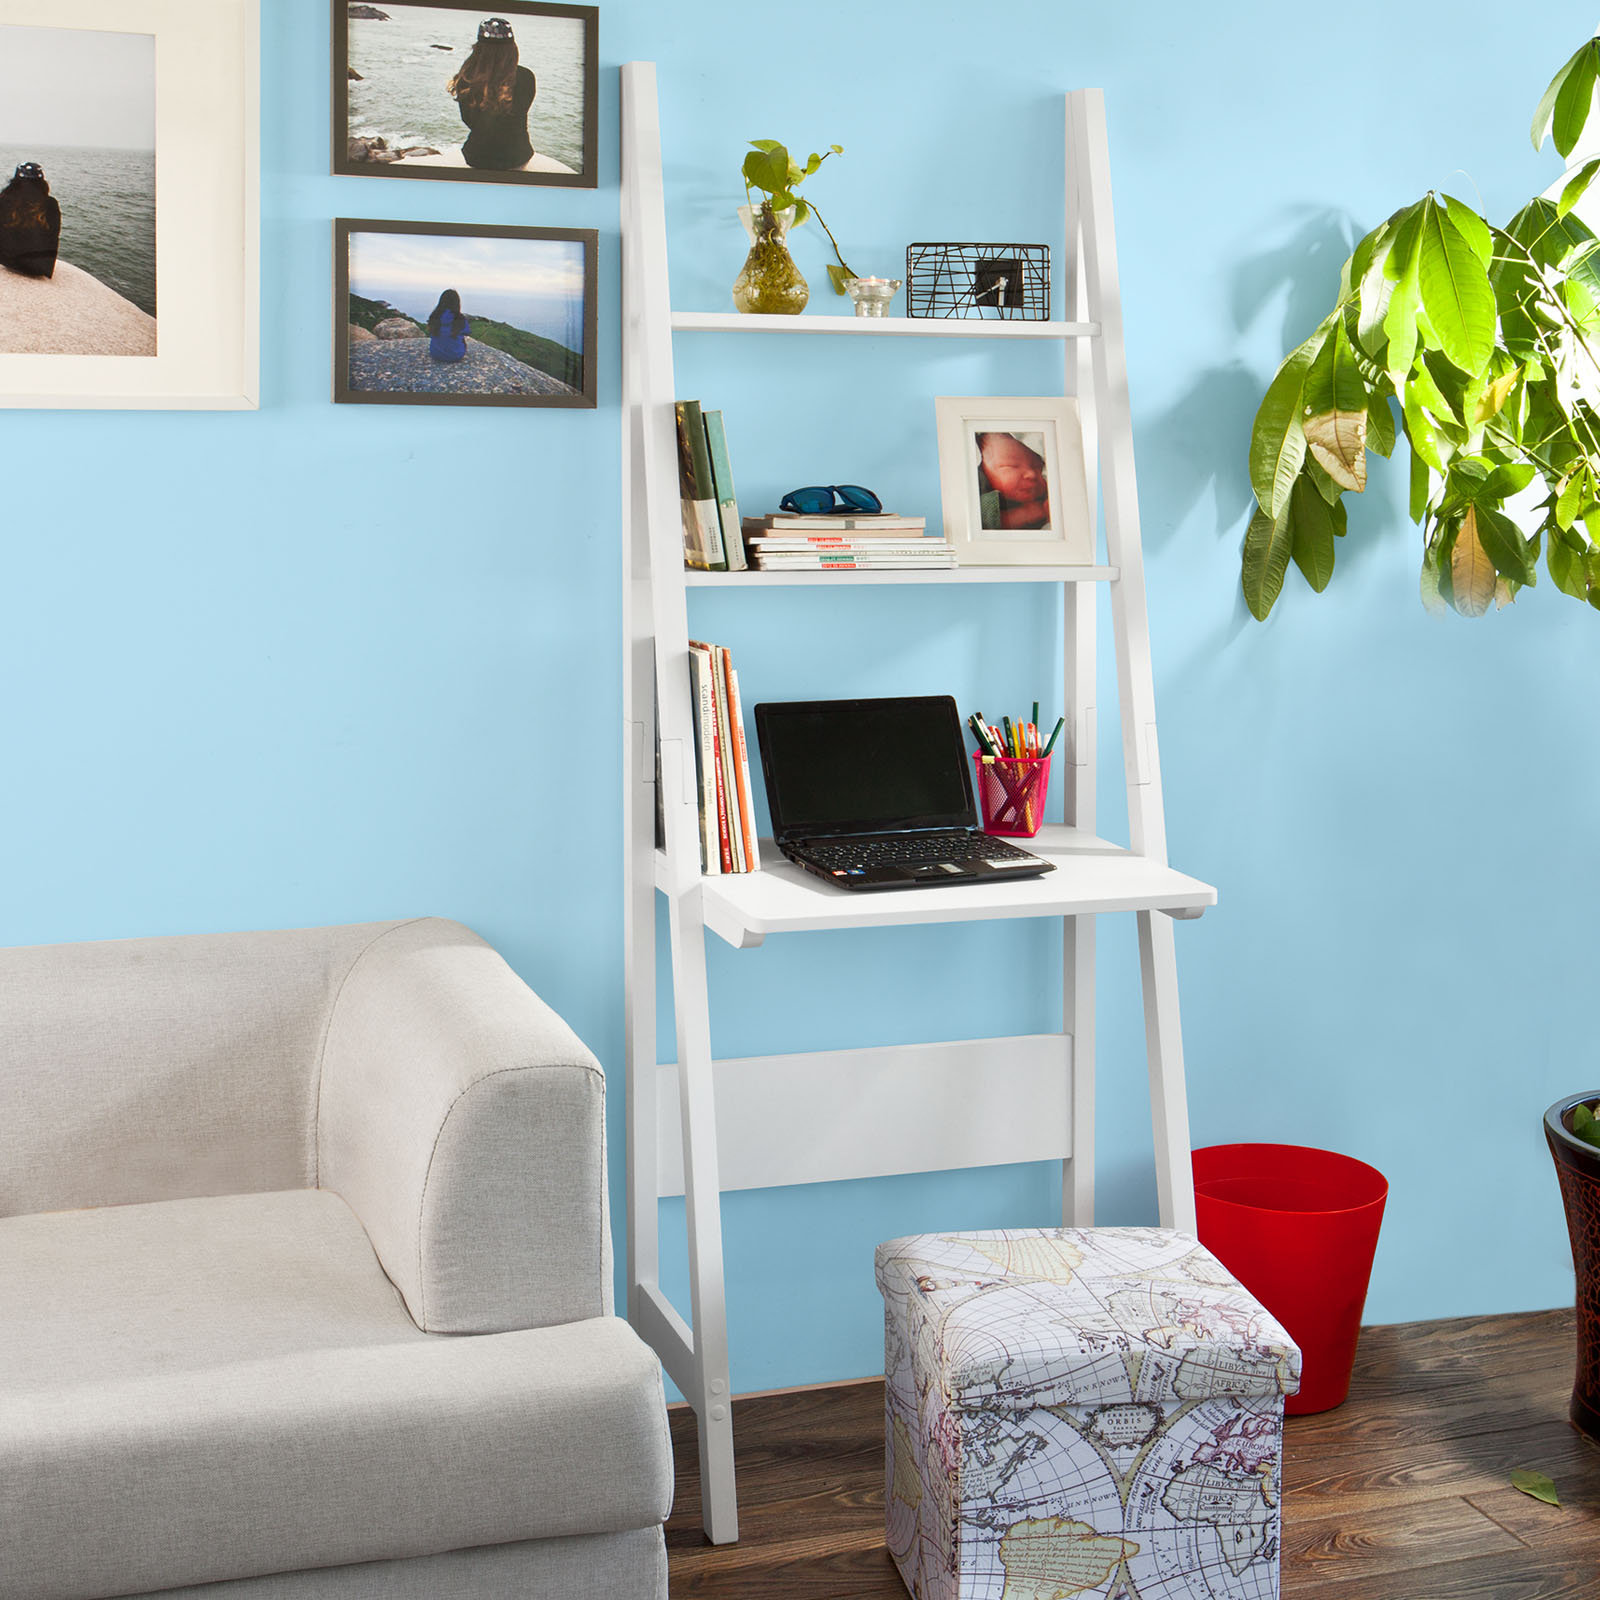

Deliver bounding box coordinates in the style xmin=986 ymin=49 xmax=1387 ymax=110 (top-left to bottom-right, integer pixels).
xmin=795 ymin=832 xmax=1038 ymax=869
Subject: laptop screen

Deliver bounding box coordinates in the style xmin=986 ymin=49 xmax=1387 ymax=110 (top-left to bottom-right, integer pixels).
xmin=754 ymin=696 xmax=977 ymax=840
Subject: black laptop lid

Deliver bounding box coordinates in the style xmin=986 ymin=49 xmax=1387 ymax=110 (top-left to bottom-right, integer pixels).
xmin=754 ymin=696 xmax=977 ymax=842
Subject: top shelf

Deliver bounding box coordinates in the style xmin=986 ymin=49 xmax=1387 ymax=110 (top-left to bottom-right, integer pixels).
xmin=671 ymin=312 xmax=1099 ymax=341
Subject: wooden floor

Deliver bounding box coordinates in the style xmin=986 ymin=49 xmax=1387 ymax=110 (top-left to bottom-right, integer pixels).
xmin=666 ymin=1308 xmax=1600 ymax=1598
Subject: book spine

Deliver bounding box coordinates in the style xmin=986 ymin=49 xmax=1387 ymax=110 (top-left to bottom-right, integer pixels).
xmin=687 ymin=645 xmax=721 ymax=874
xmin=693 ymin=639 xmax=733 ymax=872
xmin=675 ymin=401 xmax=727 ymax=571
xmin=716 ymin=646 xmax=746 ymax=872
xmin=725 ymin=659 xmax=760 ymax=873
xmin=702 ymin=410 xmax=747 ymax=571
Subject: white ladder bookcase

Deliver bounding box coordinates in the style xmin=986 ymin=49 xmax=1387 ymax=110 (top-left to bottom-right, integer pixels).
xmin=620 ymin=61 xmax=1215 ymax=1546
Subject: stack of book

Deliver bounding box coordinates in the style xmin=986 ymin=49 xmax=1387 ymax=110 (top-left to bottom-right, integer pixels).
xmin=675 ymin=400 xmax=746 ymax=572
xmin=740 ymin=512 xmax=955 ymax=571
xmin=686 ymin=638 xmax=760 ymax=875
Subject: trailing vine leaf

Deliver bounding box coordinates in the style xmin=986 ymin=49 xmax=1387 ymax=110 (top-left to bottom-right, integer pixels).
xmin=1250 ymin=337 xmax=1322 ymax=518
xmin=1242 ymin=504 xmax=1294 ymax=620
xmin=1554 ymin=41 xmax=1600 ymax=159
xmin=1450 ymin=507 xmax=1499 ymax=615
xmin=1290 ymin=475 xmax=1342 ymax=592
xmin=1302 ymin=322 xmax=1369 ymax=491
xmin=1511 ymin=1469 xmax=1560 ymax=1506
xmin=1418 ymin=198 xmax=1496 ymax=376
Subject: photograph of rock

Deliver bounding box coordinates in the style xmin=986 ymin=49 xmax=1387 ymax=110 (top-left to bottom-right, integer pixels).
xmin=0 ymin=23 xmax=156 ymax=357
xmin=335 ymin=2 xmax=597 ymax=188
xmin=335 ymin=219 xmax=597 ymax=409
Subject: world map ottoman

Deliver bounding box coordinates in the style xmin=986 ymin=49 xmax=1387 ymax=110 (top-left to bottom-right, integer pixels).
xmin=875 ymin=1227 xmax=1301 ymax=1600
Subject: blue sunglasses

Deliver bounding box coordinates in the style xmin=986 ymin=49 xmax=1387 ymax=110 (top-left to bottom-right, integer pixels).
xmin=779 ymin=484 xmax=883 ymax=516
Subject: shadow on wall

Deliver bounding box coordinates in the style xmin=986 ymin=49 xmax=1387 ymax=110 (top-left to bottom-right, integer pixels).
xmin=1138 ymin=205 xmax=1410 ymax=629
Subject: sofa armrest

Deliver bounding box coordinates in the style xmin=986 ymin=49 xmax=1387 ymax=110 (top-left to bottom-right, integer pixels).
xmin=316 ymin=918 xmax=609 ymax=1334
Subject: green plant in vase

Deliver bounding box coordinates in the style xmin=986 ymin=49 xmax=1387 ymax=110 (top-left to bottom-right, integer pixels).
xmin=733 ymin=139 xmax=858 ymax=315
xmin=1241 ymin=35 xmax=1600 ymax=620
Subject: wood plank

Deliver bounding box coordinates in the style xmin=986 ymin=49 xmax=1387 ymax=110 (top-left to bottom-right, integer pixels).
xmin=1281 ymin=1495 xmax=1525 ymax=1585
xmin=666 ymin=1308 xmax=1596 ymax=1600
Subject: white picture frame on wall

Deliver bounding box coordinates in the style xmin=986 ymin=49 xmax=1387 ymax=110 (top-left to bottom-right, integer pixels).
xmin=0 ymin=0 xmax=259 ymax=409
xmin=935 ymin=395 xmax=1094 ymax=565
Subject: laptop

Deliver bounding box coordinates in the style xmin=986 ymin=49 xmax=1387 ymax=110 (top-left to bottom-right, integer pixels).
xmin=753 ymin=695 xmax=1055 ymax=891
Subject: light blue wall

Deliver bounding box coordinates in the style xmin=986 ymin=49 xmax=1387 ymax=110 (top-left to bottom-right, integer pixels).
xmin=3 ymin=0 xmax=1596 ymax=1393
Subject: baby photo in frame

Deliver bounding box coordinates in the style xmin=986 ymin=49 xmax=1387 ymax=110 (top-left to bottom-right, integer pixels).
xmin=934 ymin=396 xmax=1094 ymax=565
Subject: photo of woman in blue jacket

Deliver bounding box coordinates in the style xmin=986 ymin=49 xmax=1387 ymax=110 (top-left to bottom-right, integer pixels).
xmin=427 ymin=288 xmax=469 ymax=362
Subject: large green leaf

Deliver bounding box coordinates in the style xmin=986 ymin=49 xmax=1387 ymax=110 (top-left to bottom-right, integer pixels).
xmin=1250 ymin=336 xmax=1321 ymax=517
xmin=1442 ymin=196 xmax=1493 ymax=267
xmin=1559 ymin=158 xmax=1600 ymax=220
xmin=1368 ymin=392 xmax=1397 ymax=457
xmin=1383 ymin=208 xmax=1425 ymax=380
xmin=1449 ymin=507 xmax=1499 ymax=615
xmin=1241 ymin=504 xmax=1294 ymax=619
xmin=1554 ymin=42 xmax=1600 ymax=159
xmin=1410 ymin=444 xmax=1432 ymax=525
xmin=1418 ymin=198 xmax=1496 ymax=376
xmin=1302 ymin=321 xmax=1370 ymax=491
xmin=1536 ymin=41 xmax=1595 ymax=149
xmin=1290 ymin=475 xmax=1340 ymax=592
xmin=1474 ymin=503 xmax=1537 ymax=583
xmin=1548 ymin=525 xmax=1590 ymax=597
xmin=1403 ymin=389 xmax=1446 ymax=474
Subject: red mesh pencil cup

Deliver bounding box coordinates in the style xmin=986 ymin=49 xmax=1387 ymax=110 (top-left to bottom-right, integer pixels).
xmin=972 ymin=754 xmax=1052 ymax=836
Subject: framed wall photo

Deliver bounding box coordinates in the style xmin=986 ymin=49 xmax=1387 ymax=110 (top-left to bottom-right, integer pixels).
xmin=334 ymin=219 xmax=597 ymax=409
xmin=334 ymin=1 xmax=598 ymax=188
xmin=934 ymin=396 xmax=1094 ymax=565
xmin=0 ymin=0 xmax=258 ymax=409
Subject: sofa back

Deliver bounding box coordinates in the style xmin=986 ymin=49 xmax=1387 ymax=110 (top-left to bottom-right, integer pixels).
xmin=0 ymin=921 xmax=408 ymax=1218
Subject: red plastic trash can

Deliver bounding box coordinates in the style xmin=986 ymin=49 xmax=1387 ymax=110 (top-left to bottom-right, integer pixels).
xmin=1193 ymin=1143 xmax=1388 ymax=1414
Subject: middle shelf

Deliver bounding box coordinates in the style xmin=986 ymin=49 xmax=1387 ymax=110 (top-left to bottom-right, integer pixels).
xmin=656 ymin=825 xmax=1217 ymax=947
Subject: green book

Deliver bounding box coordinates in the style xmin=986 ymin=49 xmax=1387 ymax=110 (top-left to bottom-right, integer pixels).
xmin=700 ymin=410 xmax=746 ymax=572
xmin=674 ymin=400 xmax=727 ymax=571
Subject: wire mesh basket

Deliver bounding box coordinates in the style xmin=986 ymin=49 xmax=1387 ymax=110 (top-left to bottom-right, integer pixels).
xmin=905 ymin=243 xmax=1051 ymax=320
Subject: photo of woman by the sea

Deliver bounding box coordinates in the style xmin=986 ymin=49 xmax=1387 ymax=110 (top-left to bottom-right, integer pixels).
xmin=339 ymin=2 xmax=597 ymax=188
xmin=0 ymin=24 xmax=156 ymax=357
xmin=337 ymin=219 xmax=597 ymax=409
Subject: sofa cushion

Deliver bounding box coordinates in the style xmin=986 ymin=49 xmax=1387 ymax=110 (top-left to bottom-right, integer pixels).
xmin=0 ymin=1191 xmax=673 ymax=1600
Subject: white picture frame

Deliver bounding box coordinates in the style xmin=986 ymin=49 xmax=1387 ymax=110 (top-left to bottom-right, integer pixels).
xmin=0 ymin=0 xmax=259 ymax=410
xmin=935 ymin=395 xmax=1094 ymax=565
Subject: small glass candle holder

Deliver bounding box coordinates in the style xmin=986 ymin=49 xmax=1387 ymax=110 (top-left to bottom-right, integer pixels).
xmin=844 ymin=276 xmax=903 ymax=318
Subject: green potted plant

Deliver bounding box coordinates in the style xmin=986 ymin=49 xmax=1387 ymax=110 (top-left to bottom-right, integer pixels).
xmin=1242 ymin=31 xmax=1600 ymax=1440
xmin=1240 ymin=35 xmax=1600 ymax=621
xmin=733 ymin=138 xmax=857 ymax=316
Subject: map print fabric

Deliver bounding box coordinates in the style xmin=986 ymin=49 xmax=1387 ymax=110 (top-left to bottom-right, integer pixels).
xmin=876 ymin=1227 xmax=1301 ymax=1600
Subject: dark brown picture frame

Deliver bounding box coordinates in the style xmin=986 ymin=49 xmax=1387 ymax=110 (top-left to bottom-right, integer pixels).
xmin=332 ymin=0 xmax=598 ymax=189
xmin=334 ymin=218 xmax=598 ymax=409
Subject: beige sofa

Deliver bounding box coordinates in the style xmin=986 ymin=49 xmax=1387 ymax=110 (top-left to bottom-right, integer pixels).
xmin=0 ymin=918 xmax=672 ymax=1599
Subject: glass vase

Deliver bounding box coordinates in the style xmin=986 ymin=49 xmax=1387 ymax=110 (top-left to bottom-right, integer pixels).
xmin=732 ymin=203 xmax=808 ymax=316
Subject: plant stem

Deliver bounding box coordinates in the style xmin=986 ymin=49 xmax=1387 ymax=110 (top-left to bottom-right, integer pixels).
xmin=805 ymin=200 xmax=856 ymax=283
